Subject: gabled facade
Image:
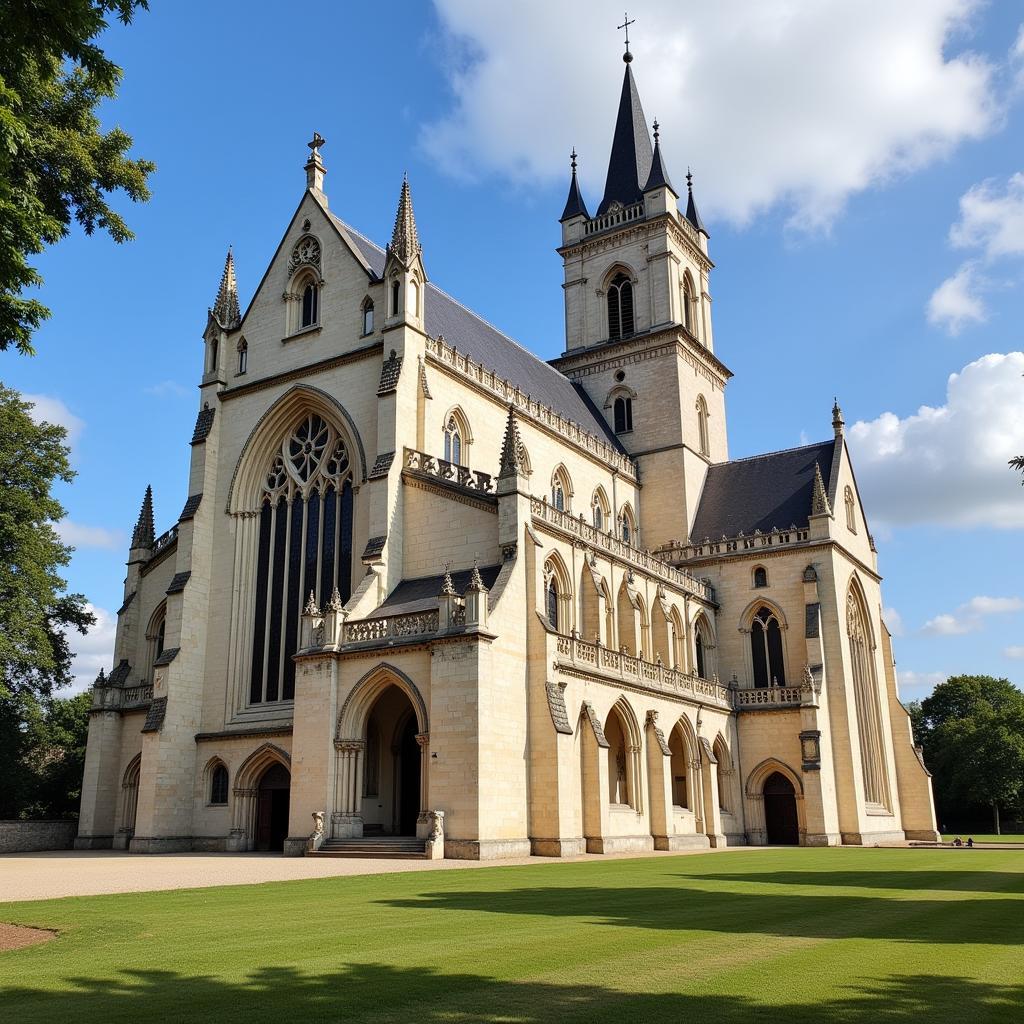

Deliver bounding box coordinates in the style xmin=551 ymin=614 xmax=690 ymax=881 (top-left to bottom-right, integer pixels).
xmin=77 ymin=59 xmax=937 ymax=859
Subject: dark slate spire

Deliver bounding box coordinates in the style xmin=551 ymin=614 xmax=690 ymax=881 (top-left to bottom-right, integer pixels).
xmin=597 ymin=62 xmax=653 ymax=216
xmin=560 ymin=148 xmax=590 ymax=222
xmin=211 ymin=248 xmax=241 ymax=329
xmin=643 ymin=120 xmax=675 ymax=194
xmin=685 ymin=169 xmax=709 ymax=237
xmin=132 ymin=485 xmax=155 ymax=548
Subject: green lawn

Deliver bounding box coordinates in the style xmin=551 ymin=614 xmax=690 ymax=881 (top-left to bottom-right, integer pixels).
xmin=2 ymin=848 xmax=1023 ymax=1022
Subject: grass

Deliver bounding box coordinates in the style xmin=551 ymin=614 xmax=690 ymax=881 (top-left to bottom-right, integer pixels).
xmin=942 ymin=834 xmax=1024 ymax=843
xmin=2 ymin=848 xmax=1023 ymax=1022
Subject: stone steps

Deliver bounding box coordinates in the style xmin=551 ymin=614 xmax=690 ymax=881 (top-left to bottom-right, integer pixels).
xmin=309 ymin=837 xmax=426 ymax=859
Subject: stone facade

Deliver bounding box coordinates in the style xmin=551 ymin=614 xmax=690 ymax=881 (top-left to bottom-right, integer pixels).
xmin=77 ymin=65 xmax=937 ymax=858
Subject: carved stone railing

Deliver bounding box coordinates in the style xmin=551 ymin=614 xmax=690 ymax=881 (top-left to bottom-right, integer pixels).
xmin=531 ymin=497 xmax=714 ymax=604
xmin=555 ymin=635 xmax=731 ymax=709
xmin=403 ymin=448 xmax=495 ymax=496
xmin=121 ymin=683 xmax=155 ymax=707
xmin=343 ymin=610 xmax=440 ymax=645
xmin=149 ymin=524 xmax=178 ymax=560
xmin=656 ymin=526 xmax=811 ymax=565
xmin=734 ymin=686 xmax=802 ymax=709
xmin=424 ymin=335 xmax=637 ymax=480
xmin=584 ymin=201 xmax=645 ymax=237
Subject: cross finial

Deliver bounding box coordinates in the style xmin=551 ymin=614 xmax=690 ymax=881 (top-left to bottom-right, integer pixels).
xmin=653 ymin=119 xmax=660 ymax=143
xmin=686 ymin=166 xmax=693 ymax=192
xmin=618 ymin=12 xmax=635 ymax=63
xmin=570 ymin=147 xmax=578 ymax=172
xmin=307 ymin=132 xmax=325 ymax=156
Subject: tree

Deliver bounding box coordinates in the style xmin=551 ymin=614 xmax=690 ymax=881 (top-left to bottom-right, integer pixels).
xmin=1012 ymin=455 xmax=1023 ymax=483
xmin=917 ymin=675 xmax=1024 ymax=834
xmin=0 ymin=384 xmax=94 ymax=698
xmin=0 ymin=0 xmax=154 ymax=354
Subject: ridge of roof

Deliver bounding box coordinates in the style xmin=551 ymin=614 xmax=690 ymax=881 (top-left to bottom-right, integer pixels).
xmin=709 ymin=439 xmax=834 ymax=469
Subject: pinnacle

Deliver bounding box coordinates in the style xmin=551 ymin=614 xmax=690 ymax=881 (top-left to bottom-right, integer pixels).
xmin=439 ymin=564 xmax=457 ymax=597
xmin=212 ymin=248 xmax=241 ymax=329
xmin=387 ymin=175 xmax=422 ymax=266
xmin=498 ymin=404 xmax=526 ymax=478
xmin=132 ymin=484 xmax=155 ymax=548
xmin=811 ymin=462 xmax=832 ymax=517
xmin=467 ymin=560 xmax=487 ymax=592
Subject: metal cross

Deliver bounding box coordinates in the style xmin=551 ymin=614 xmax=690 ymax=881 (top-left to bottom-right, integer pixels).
xmin=307 ymin=132 xmax=326 ymax=155
xmin=617 ymin=12 xmax=635 ymax=51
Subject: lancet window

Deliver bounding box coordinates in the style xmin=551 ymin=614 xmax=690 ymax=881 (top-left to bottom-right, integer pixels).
xmin=750 ymin=606 xmax=785 ymax=687
xmin=847 ymin=587 xmax=889 ymax=808
xmin=607 ymin=272 xmax=635 ymax=340
xmin=249 ymin=413 xmax=354 ymax=704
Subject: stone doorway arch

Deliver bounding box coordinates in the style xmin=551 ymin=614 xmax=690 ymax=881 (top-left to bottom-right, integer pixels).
xmin=255 ymin=762 xmax=291 ymax=852
xmin=763 ymin=772 xmax=799 ymax=845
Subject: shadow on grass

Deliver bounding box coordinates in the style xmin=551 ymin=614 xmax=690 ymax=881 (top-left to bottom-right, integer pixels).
xmin=673 ymin=869 xmax=1024 ymax=894
xmin=379 ymin=885 xmax=1024 ymax=943
xmin=3 ymin=964 xmax=1022 ymax=1024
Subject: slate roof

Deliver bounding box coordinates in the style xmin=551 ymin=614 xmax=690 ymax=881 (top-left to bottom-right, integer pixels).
xmin=644 ymin=138 xmax=675 ymax=194
xmin=560 ymin=167 xmax=590 ymax=222
xmin=690 ymin=440 xmax=837 ymax=541
xmin=371 ymin=564 xmax=503 ymax=619
xmin=597 ymin=64 xmax=653 ymax=216
xmin=331 ymin=213 xmax=625 ymax=453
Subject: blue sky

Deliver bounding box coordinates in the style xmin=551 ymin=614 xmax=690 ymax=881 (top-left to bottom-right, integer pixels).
xmin=5 ymin=1 xmax=1023 ymax=695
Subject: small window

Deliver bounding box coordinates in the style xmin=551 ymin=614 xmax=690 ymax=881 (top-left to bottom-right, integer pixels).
xmin=696 ymin=395 xmax=710 ymax=457
xmin=210 ymin=764 xmax=229 ymax=805
xmin=695 ymin=630 xmax=706 ymax=678
xmin=237 ymin=340 xmax=248 ymax=375
xmin=209 ymin=336 xmax=219 ymax=374
xmin=301 ymin=281 xmax=319 ymax=328
xmin=552 ymin=481 xmax=566 ymax=512
xmin=444 ymin=416 xmax=462 ymax=465
xmin=613 ymin=395 xmax=633 ymax=434
xmin=362 ymin=301 xmax=374 ymax=336
xmin=683 ymin=274 xmax=695 ymax=335
xmin=845 ymin=486 xmax=857 ymax=533
xmin=592 ymin=502 xmax=603 ymax=530
xmin=391 ymin=279 xmax=400 ymax=316
xmin=546 ymin=577 xmax=559 ymax=631
xmin=620 ymin=505 xmax=636 ymax=545
xmin=551 ymin=467 xmax=572 ymax=513
xmin=753 ymin=566 xmax=768 ymax=589
xmin=607 ymin=272 xmax=634 ymax=341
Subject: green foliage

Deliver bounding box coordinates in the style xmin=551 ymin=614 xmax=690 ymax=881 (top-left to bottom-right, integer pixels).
xmin=1011 ymin=454 xmax=1024 ymax=482
xmin=905 ymin=699 xmax=925 ymax=746
xmin=917 ymin=675 xmax=1024 ymax=831
xmin=0 ymin=689 xmax=91 ymax=818
xmin=0 ymin=383 xmax=94 ymax=697
xmin=0 ymin=1 xmax=154 ymax=354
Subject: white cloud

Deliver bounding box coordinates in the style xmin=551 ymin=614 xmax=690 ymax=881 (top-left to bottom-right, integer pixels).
xmin=144 ymin=379 xmax=189 ymax=399
xmin=56 ymin=520 xmax=124 ymax=550
xmin=883 ymin=606 xmax=905 ymax=636
xmin=67 ymin=604 xmax=117 ymax=694
xmin=423 ymin=0 xmax=998 ymax=230
xmin=926 ymin=262 xmax=987 ymax=333
xmin=848 ymin=351 xmax=1024 ymax=529
xmin=922 ymin=594 xmax=1023 ymax=635
xmin=23 ymin=393 xmax=84 ymax=447
xmin=1005 ymin=645 xmax=1024 ymax=659
xmin=898 ymin=670 xmax=947 ymax=692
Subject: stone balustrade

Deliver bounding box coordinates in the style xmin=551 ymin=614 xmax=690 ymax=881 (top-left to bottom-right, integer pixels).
xmin=655 ymin=525 xmax=811 ymax=565
xmin=343 ymin=610 xmax=440 ymax=645
xmin=555 ymin=634 xmax=732 ymax=709
xmin=584 ymin=201 xmax=645 ymax=236
xmin=403 ymin=448 xmax=495 ymax=496
xmin=734 ymin=685 xmax=803 ymax=709
xmin=531 ymin=497 xmax=714 ymax=604
xmin=424 ymin=335 xmax=637 ymax=480
xmin=149 ymin=524 xmax=178 ymax=560
xmin=122 ymin=683 xmax=155 ymax=707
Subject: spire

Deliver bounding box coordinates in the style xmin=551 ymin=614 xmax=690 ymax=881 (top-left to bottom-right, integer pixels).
xmin=643 ymin=119 xmax=676 ymax=194
xmin=439 ymin=563 xmax=456 ymax=597
xmin=597 ymin=61 xmax=653 ymax=216
xmin=832 ymin=397 xmax=845 ymax=437
xmin=684 ymin=169 xmax=709 ymax=237
xmin=498 ymin=404 xmax=526 ymax=478
xmin=211 ymin=248 xmax=241 ymax=329
xmin=305 ymin=131 xmax=327 ymax=193
xmin=810 ymin=462 xmax=832 ymax=518
xmin=560 ymin=148 xmax=590 ymax=222
xmin=387 ymin=173 xmax=422 ymax=267
xmin=132 ymin=485 xmax=155 ymax=548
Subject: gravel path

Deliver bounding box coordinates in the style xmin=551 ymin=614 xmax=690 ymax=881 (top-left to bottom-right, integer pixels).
xmin=0 ymin=846 xmax=744 ymax=904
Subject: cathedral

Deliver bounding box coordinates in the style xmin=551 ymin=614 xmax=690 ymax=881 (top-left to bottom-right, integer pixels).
xmin=77 ymin=51 xmax=938 ymax=858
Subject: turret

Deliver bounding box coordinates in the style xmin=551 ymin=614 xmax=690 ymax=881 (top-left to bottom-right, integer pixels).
xmin=559 ymin=149 xmax=590 ymax=246
xmin=642 ymin=120 xmax=678 ymax=219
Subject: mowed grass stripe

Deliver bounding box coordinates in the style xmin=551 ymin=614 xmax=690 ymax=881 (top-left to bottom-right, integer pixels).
xmin=1 ymin=849 xmax=1022 ymax=1023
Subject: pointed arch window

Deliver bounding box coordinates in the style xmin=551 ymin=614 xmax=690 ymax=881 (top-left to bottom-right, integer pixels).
xmin=591 ymin=488 xmax=610 ymax=531
xmin=391 ymin=279 xmax=400 ymax=316
xmin=753 ymin=566 xmax=768 ymax=589
xmin=551 ymin=467 xmax=572 ymax=513
xmin=208 ymin=336 xmax=219 ymax=375
xmin=847 ymin=586 xmax=889 ymax=809
xmin=682 ymin=274 xmax=695 ymax=334
xmin=750 ymin=606 xmax=785 ymax=688
xmin=146 ymin=603 xmax=167 ymax=684
xmin=694 ymin=613 xmax=714 ymax=679
xmin=607 ymin=272 xmax=635 ymax=341
xmin=444 ymin=417 xmax=462 ymax=465
xmin=210 ymin=764 xmax=229 ymax=805
xmin=362 ymin=299 xmax=374 ymax=336
xmin=845 ymin=486 xmax=857 ymax=533
xmin=237 ymin=339 xmax=248 ymax=375
xmin=619 ymin=504 xmax=636 ymax=545
xmin=613 ymin=395 xmax=633 ymax=434
xmin=249 ymin=413 xmax=355 ymax=705
xmin=546 ymin=577 xmax=559 ymax=632
xmin=300 ymin=280 xmax=319 ymax=329
xmin=696 ymin=395 xmax=710 ymax=457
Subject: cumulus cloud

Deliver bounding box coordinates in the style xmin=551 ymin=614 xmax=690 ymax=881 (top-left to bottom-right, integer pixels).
xmin=56 ymin=520 xmax=124 ymax=550
xmin=423 ymin=0 xmax=998 ymax=230
xmin=67 ymin=604 xmax=117 ymax=694
xmin=898 ymin=670 xmax=948 ymax=692
xmin=23 ymin=393 xmax=84 ymax=448
xmin=848 ymin=352 xmax=1024 ymax=529
xmin=883 ymin=606 xmax=905 ymax=637
xmin=922 ymin=594 xmax=1023 ymax=635
xmin=1005 ymin=645 xmax=1024 ymax=659
xmin=928 ymin=172 xmax=1024 ymax=331
xmin=926 ymin=262 xmax=987 ymax=333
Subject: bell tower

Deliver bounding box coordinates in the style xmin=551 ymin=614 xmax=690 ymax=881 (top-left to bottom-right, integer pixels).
xmin=552 ymin=45 xmax=731 ymax=550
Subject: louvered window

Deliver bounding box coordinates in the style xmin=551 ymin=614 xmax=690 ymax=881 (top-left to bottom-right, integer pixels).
xmin=607 ymin=273 xmax=634 ymax=340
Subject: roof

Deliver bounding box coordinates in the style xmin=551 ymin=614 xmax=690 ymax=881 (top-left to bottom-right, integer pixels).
xmin=330 ymin=212 xmax=625 ymax=452
xmin=690 ymin=440 xmax=836 ymax=541
xmin=598 ymin=64 xmax=653 ymax=216
xmin=371 ymin=565 xmax=503 ymax=618
xmin=644 ymin=138 xmax=675 ymax=194
xmin=560 ymin=167 xmax=591 ymax=222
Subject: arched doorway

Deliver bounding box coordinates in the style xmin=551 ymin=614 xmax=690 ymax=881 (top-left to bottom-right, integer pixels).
xmin=255 ymin=762 xmax=291 ymax=851
xmin=763 ymin=771 xmax=799 ymax=845
xmin=362 ymin=685 xmax=422 ymax=837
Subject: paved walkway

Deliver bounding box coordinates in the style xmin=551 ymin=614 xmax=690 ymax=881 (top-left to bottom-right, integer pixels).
xmin=0 ymin=846 xmax=745 ymax=904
